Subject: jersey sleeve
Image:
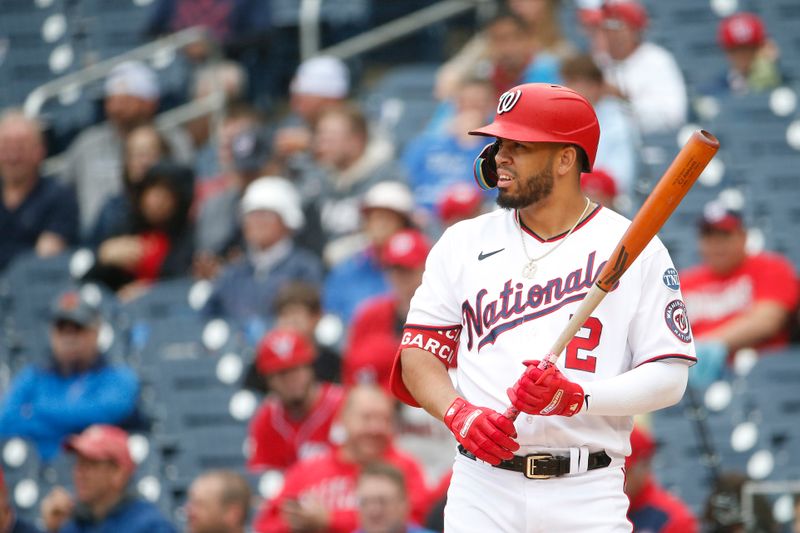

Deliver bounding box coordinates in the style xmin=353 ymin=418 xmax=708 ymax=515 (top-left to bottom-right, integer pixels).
xmin=405 ymin=227 xmax=463 ymax=327
xmin=627 ymin=243 xmax=697 ymax=368
xmin=390 ymin=228 xmax=464 ymax=406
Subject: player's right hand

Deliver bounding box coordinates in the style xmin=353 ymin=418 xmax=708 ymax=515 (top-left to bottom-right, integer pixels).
xmin=443 ymin=397 xmax=519 ymax=465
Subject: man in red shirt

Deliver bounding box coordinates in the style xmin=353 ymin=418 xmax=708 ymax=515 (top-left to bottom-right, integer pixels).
xmin=625 ymin=426 xmax=698 ymax=532
xmin=680 ymin=201 xmax=799 ymax=386
xmin=254 ymin=384 xmax=429 ymax=533
xmin=247 ymin=329 xmax=345 ymax=471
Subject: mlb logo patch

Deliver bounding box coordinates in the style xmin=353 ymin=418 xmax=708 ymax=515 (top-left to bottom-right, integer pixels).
xmin=662 ymin=268 xmax=680 ymax=291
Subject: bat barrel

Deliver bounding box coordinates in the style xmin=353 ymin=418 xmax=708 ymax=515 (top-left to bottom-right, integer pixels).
xmin=595 ymin=130 xmax=720 ymax=292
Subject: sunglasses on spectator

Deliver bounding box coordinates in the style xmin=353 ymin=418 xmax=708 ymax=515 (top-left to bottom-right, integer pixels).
xmin=53 ymin=320 xmax=88 ymax=332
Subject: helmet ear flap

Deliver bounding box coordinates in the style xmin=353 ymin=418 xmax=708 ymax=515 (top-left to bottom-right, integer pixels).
xmin=473 ymin=141 xmax=500 ymax=190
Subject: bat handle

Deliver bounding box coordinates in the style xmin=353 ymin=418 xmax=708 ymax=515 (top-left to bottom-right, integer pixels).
xmin=503 ymin=356 xmax=557 ymax=420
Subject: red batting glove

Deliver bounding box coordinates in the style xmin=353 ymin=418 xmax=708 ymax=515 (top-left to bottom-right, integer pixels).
xmin=443 ymin=397 xmax=520 ymax=465
xmin=507 ymin=360 xmax=585 ymax=417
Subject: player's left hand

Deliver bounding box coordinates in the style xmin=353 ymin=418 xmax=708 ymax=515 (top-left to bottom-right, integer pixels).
xmin=507 ymin=360 xmax=585 ymax=417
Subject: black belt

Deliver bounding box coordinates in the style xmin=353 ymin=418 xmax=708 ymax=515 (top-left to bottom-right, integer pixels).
xmin=458 ymin=445 xmax=611 ymax=479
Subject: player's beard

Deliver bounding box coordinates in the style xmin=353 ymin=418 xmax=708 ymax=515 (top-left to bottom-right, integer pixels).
xmin=496 ymin=166 xmax=555 ymax=209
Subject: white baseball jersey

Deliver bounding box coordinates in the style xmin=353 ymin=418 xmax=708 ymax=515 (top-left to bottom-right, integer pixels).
xmin=405 ymin=206 xmax=696 ymax=459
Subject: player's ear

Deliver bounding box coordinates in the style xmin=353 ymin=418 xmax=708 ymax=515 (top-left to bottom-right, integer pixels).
xmin=554 ymin=144 xmax=579 ymax=177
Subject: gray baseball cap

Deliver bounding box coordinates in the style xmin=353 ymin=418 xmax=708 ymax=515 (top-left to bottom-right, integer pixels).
xmin=231 ymin=128 xmax=271 ymax=174
xmin=50 ymin=290 xmax=100 ymax=327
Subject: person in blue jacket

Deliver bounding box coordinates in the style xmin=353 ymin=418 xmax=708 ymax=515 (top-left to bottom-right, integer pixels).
xmin=0 ymin=290 xmax=140 ymax=460
xmin=39 ymin=425 xmax=175 ymax=533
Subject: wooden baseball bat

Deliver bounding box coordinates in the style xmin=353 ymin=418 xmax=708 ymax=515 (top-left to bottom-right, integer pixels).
xmin=505 ymin=129 xmax=720 ymax=420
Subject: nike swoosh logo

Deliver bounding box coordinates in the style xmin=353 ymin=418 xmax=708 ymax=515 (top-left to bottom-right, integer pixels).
xmin=478 ymin=248 xmax=505 ymax=261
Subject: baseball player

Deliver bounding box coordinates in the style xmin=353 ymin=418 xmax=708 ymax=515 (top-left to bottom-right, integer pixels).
xmin=390 ymin=83 xmax=695 ymax=532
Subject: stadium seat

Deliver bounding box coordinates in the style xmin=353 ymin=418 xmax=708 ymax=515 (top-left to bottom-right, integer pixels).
xmin=0 ymin=437 xmax=44 ymax=521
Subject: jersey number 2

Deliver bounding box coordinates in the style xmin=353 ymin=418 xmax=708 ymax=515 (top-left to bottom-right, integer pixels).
xmin=565 ymin=316 xmax=602 ymax=373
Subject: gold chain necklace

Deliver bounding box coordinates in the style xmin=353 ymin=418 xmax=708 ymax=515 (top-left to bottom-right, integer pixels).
xmin=516 ymin=197 xmax=592 ymax=279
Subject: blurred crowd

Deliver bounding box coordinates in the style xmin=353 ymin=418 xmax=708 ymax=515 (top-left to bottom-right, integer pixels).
xmin=1 ymin=0 xmax=799 ymax=532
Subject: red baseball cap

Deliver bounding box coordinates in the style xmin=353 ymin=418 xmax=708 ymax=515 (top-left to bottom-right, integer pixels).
xmin=381 ymin=229 xmax=431 ymax=270
xmin=581 ymin=169 xmax=618 ymax=199
xmin=718 ymin=13 xmax=766 ymax=50
xmin=699 ymin=200 xmax=743 ymax=233
xmin=255 ymin=329 xmax=316 ymax=375
xmin=602 ymin=1 xmax=648 ymax=30
xmin=64 ymin=425 xmax=135 ymax=474
xmin=343 ymin=333 xmax=398 ymax=393
xmin=438 ymin=183 xmax=483 ymax=224
xmin=626 ymin=426 xmax=656 ymax=468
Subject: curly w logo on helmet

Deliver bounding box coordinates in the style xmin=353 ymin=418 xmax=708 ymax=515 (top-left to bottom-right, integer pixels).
xmin=497 ymin=89 xmax=522 ymax=114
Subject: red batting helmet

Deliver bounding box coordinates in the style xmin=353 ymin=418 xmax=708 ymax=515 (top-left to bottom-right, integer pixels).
xmin=470 ymin=83 xmax=600 ymax=189
xmin=255 ymin=329 xmax=316 ymax=375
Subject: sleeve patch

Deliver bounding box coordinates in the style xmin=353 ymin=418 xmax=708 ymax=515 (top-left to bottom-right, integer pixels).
xmin=664 ymin=300 xmax=692 ymax=343
xmin=400 ymin=325 xmax=462 ymax=367
xmin=662 ymin=268 xmax=680 ymax=291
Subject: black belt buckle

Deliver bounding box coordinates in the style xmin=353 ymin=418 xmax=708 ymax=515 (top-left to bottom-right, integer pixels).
xmin=525 ymin=453 xmax=555 ymax=479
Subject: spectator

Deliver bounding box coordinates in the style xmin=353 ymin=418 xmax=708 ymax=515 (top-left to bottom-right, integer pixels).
xmin=355 ymin=462 xmax=437 ymax=533
xmin=342 ymin=334 xmax=397 ymax=393
xmin=481 ymin=10 xmax=562 ymax=98
xmin=436 ymin=183 xmax=484 ymax=229
xmin=254 ymin=384 xmax=429 ymax=533
xmin=560 ymin=53 xmax=639 ymax=194
xmin=195 ymin=101 xmax=264 ymax=200
xmin=143 ymin=0 xmax=271 ymax=65
xmin=62 ymin=61 xmax=193 ymax=235
xmin=703 ymin=472 xmax=778 ymax=533
xmin=246 ymin=328 xmax=345 ymax=472
xmin=89 ymin=124 xmax=171 ymax=246
xmin=39 ymin=425 xmax=174 ymax=533
xmin=187 ymin=61 xmax=249 ymax=181
xmin=203 ymin=177 xmax=322 ymax=333
xmin=0 ymin=468 xmax=41 ymax=533
xmin=423 ymin=471 xmax=452 ymax=533
xmin=293 ymin=104 xmax=406 ymax=257
xmin=0 ymin=291 xmax=139 ymax=460
xmin=323 ymin=181 xmax=414 ymax=324
xmin=344 ymin=230 xmax=431 ymax=382
xmin=707 ymin=13 xmax=783 ymax=96
xmin=0 ymin=110 xmax=79 ymax=272
xmin=402 ymin=79 xmax=494 ymax=214
xmin=581 ymin=169 xmax=619 ymax=211
xmin=625 ymin=426 xmax=698 ymax=532
xmin=681 ymin=201 xmax=799 ymax=386
xmin=273 ymin=56 xmax=350 ymax=164
xmin=597 ymin=1 xmax=688 ymax=134
xmin=85 ymin=162 xmax=195 ymax=298
xmin=436 ymin=0 xmax=572 ymax=100
xmin=272 ymin=282 xmax=341 ymax=384
xmin=185 ymin=470 xmax=251 ymax=533
xmin=195 ymin=125 xmax=271 ymax=264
